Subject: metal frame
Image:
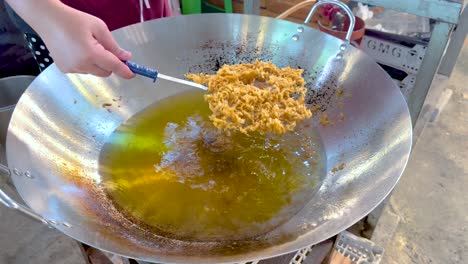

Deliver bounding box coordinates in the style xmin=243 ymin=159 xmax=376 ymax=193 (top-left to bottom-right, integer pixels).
xmin=439 ymin=6 xmax=468 ymax=76
xmin=409 ymin=21 xmax=454 ymax=125
xmin=351 ymin=0 xmax=462 ymax=24
xmin=353 ymin=0 xmax=462 ymax=125
xmin=244 ymin=0 xmax=260 ymax=15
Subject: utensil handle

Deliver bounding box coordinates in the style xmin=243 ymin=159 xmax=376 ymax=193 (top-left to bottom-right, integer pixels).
xmin=124 ymin=61 xmax=159 ymax=82
xmin=303 ymin=0 xmax=355 ymax=43
xmin=0 ymin=161 xmax=51 ymax=226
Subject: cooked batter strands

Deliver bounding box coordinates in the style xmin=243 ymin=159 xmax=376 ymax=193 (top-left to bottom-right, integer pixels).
xmin=187 ymin=61 xmax=312 ymax=134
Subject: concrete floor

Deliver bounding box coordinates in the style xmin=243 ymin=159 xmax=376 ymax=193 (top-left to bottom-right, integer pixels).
xmin=381 ymin=40 xmax=468 ymax=263
xmin=0 ymin=177 xmax=87 ymax=264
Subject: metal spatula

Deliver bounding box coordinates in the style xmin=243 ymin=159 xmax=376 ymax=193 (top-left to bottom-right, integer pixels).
xmin=124 ymin=61 xmax=207 ymax=90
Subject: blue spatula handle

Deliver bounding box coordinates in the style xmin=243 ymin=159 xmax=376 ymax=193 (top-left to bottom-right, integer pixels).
xmin=124 ymin=61 xmax=158 ymax=82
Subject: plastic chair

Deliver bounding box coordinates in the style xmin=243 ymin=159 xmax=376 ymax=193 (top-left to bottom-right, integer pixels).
xmin=181 ymin=0 xmax=233 ymax=14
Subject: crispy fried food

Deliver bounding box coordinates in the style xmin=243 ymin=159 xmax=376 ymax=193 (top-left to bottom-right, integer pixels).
xmin=186 ymin=61 xmax=312 ymax=135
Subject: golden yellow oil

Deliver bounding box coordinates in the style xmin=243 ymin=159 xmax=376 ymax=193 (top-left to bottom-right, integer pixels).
xmin=99 ymin=90 xmax=325 ymax=242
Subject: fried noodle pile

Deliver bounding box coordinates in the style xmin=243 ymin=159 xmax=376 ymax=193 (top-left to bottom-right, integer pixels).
xmin=186 ymin=61 xmax=312 ymax=134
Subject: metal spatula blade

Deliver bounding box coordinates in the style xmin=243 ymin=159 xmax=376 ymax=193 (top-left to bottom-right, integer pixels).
xmin=124 ymin=61 xmax=207 ymax=90
xmin=156 ymin=73 xmax=207 ymax=90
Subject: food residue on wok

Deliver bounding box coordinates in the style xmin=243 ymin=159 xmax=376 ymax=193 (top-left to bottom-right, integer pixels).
xmin=331 ymin=163 xmax=346 ymax=173
xmin=320 ymin=113 xmax=334 ymax=127
xmin=187 ymin=61 xmax=312 ymax=135
xmin=336 ymin=88 xmax=344 ymax=99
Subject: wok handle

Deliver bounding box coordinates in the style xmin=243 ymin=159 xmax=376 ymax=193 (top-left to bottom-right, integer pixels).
xmin=0 ymin=163 xmax=9 ymax=175
xmin=305 ymin=0 xmax=355 ymax=43
xmin=0 ymin=164 xmax=13 ymax=207
xmin=0 ymin=164 xmax=52 ymax=226
xmin=277 ymin=0 xmax=356 ymax=43
xmin=124 ymin=61 xmax=158 ymax=82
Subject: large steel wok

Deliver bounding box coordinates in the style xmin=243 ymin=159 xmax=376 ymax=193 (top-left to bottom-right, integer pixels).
xmin=0 ymin=1 xmax=412 ymax=263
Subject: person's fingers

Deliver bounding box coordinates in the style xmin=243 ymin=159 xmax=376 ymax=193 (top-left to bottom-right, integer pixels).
xmin=95 ymin=49 xmax=135 ymax=79
xmin=88 ymin=64 xmax=112 ymax=77
xmin=93 ymin=21 xmax=132 ymax=61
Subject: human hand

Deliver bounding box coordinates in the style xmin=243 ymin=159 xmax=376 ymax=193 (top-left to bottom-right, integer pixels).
xmin=37 ymin=3 xmax=135 ymax=79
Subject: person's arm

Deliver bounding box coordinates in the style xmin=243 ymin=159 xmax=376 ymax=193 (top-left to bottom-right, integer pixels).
xmin=6 ymin=0 xmax=135 ymax=79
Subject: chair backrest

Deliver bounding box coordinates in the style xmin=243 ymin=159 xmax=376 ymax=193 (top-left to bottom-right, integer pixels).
xmin=181 ymin=0 xmax=233 ymax=14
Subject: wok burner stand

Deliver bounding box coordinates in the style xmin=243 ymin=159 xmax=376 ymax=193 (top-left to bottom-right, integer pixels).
xmin=95 ymin=232 xmax=382 ymax=264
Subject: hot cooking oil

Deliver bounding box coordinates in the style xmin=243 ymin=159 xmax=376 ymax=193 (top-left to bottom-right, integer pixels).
xmin=99 ymin=90 xmax=325 ymax=242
